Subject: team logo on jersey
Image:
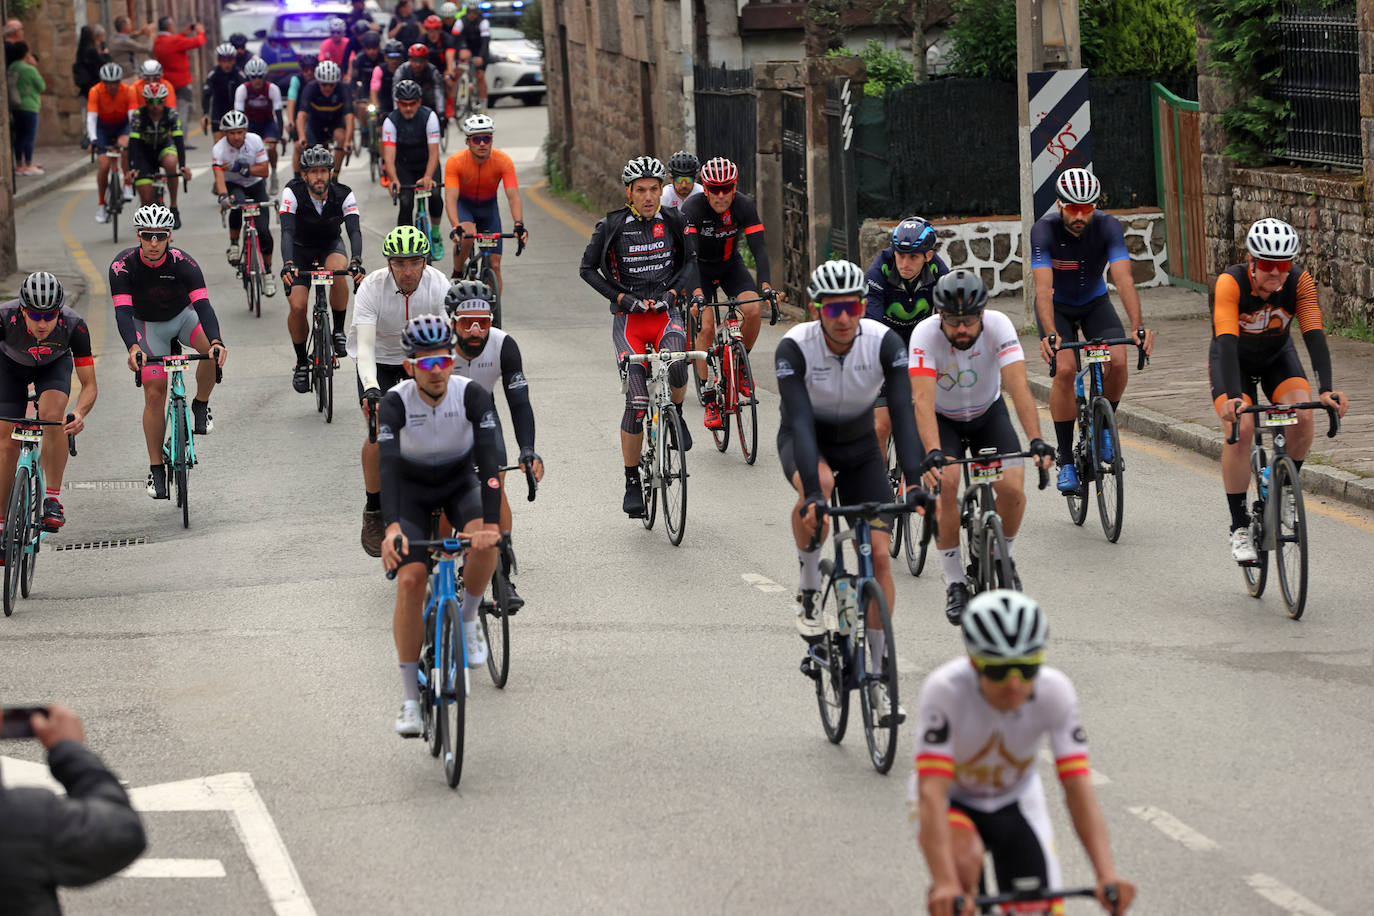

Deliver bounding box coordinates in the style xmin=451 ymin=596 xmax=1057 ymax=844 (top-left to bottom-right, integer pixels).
xmin=923 ymin=714 xmax=950 ymax=745
xmin=1239 ymin=305 xmax=1292 ymax=335
xmin=110 ymin=258 xmax=130 ymax=276
xmin=26 ymin=345 xmax=53 ymax=360
xmin=507 ymin=371 xmax=528 ymax=389
xmin=652 ymin=223 xmax=664 ymax=238
xmin=775 ymin=358 xmax=794 ymax=378
xmin=957 ymin=732 xmax=1034 ymax=789
xmin=479 ymin=409 xmax=497 ymax=429
xmin=487 ymin=476 xmax=499 ymax=488
xmin=937 ymin=366 xmax=978 ymax=390
xmin=1072 ymin=725 xmax=1087 ymax=744
xmin=376 ymin=426 xmax=394 ymax=442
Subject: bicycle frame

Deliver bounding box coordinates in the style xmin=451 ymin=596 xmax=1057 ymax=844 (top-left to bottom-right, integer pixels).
xmin=1227 ymin=401 xmax=1339 ymax=551
xmin=421 ymin=545 xmax=471 ymax=703
xmin=1048 ymin=336 xmax=1148 ymax=455
xmin=162 ymin=359 xmax=196 ymax=471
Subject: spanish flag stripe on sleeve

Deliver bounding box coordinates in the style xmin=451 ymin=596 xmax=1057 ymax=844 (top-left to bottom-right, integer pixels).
xmin=1056 ymin=754 xmax=1090 ymax=780
xmin=916 ymin=753 xmax=955 ymax=777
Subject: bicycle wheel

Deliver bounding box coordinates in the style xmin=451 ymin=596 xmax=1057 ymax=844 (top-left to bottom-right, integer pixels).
xmin=856 ymin=578 xmax=899 ymax=774
xmin=313 ymin=304 xmax=329 ymax=415
xmin=711 ymin=347 xmax=730 ymax=453
xmin=246 ymin=240 xmax=262 ymax=318
xmin=172 ymin=409 xmax=190 ymax=528
xmin=4 ymin=468 xmax=29 ymax=616
xmin=422 ymin=597 xmax=441 ymax=757
xmin=813 ymin=561 xmax=849 ymax=743
xmin=660 ymin=405 xmax=689 ymax=546
xmin=481 ymin=266 xmax=502 ymax=327
xmin=1065 ymin=439 xmax=1090 ymax=527
xmin=416 ymin=213 xmax=433 ymax=265
xmin=1272 ymin=457 xmax=1309 ymax=619
xmin=908 ymin=509 xmax=934 ymax=577
xmin=20 ymin=470 xmax=39 ymax=599
xmin=252 ymin=236 xmax=265 ymax=319
xmin=439 ymin=599 xmax=466 ymax=788
xmin=1092 ymin=399 xmax=1124 ymax=543
xmin=981 ymin=515 xmax=1016 ymax=591
xmin=639 ymin=417 xmax=658 ymax=531
xmin=732 ymin=340 xmax=758 ymax=465
xmin=482 ymin=570 xmax=512 ymax=688
xmin=1242 ymin=476 xmax=1269 ymax=598
xmin=318 ymin=310 xmax=335 ymax=423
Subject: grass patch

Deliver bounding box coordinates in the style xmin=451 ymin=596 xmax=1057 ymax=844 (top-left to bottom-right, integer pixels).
xmin=542 ymin=137 xmax=597 ymax=214
xmin=1331 ymin=312 xmax=1374 ymax=343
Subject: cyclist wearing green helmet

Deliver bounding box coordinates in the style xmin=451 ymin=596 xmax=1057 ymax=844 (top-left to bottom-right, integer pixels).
xmin=350 ymin=223 xmax=453 ymax=557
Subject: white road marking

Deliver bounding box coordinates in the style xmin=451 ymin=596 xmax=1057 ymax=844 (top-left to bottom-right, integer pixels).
xmin=1245 ymin=874 xmax=1335 ymax=916
xmin=120 ymin=858 xmax=226 ymax=879
xmin=1037 ymin=748 xmax=1111 ymax=785
xmin=741 ymin=573 xmax=788 ymax=594
xmin=0 ymin=755 xmax=65 ymax=794
xmin=1127 ymin=805 xmax=1219 ymax=852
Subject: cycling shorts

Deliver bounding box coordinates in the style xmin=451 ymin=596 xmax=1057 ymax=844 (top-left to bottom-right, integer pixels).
xmin=948 ymin=790 xmax=1063 ymax=908
xmin=698 ymin=259 xmax=756 ymax=300
xmin=1036 ymin=292 xmax=1126 ymax=371
xmin=94 ymin=120 xmax=129 ymax=148
xmin=134 ymin=307 xmax=203 ymax=382
xmin=613 ymin=311 xmax=682 ymax=365
xmin=248 ymin=118 xmax=280 ymax=141
xmin=935 ymin=397 xmax=1022 ymax=463
xmin=394 ymin=473 xmax=484 ymax=568
xmin=133 ymin=147 xmax=177 ymax=180
xmin=289 ymin=239 xmax=348 ymax=290
xmin=457 ymin=197 xmax=502 ymax=254
xmin=305 ymin=121 xmax=347 ymax=146
xmin=355 ymin=361 xmax=408 ymax=403
xmin=456 ymin=32 xmax=487 ymax=63
xmin=1208 ymin=334 xmax=1309 ymax=415
xmin=0 ymin=354 xmax=74 ymax=417
xmin=777 ymin=427 xmax=894 ymax=532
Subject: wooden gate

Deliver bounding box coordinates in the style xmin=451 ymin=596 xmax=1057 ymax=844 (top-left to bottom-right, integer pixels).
xmin=1151 ymin=83 xmax=1205 ymax=289
xmin=782 ymin=91 xmax=809 ymax=305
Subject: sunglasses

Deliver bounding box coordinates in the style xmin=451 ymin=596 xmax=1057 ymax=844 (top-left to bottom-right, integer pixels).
xmin=973 ymin=654 xmax=1044 ymax=682
xmin=455 ymin=316 xmax=491 ymax=331
xmin=1061 ymin=203 xmax=1094 ymax=219
xmin=138 ymin=231 xmax=170 ymax=242
xmin=818 ymin=299 xmax=864 ymax=319
xmin=941 ymin=314 xmax=982 ymax=328
xmin=409 ymin=355 xmax=455 ymax=371
xmin=704 ymin=184 xmax=736 ymax=195
xmin=468 ymin=135 xmax=493 ymax=145
xmin=397 ymin=98 xmax=420 ymax=106
xmin=24 ymin=310 xmax=56 ymax=322
xmin=1254 ymin=258 xmax=1292 ymax=273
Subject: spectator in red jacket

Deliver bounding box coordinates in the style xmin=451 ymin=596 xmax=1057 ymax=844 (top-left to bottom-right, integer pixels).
xmin=153 ymin=15 xmax=206 ymax=144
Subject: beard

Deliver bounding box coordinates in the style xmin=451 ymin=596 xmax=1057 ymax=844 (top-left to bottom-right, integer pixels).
xmin=950 ymin=334 xmax=976 ymax=351
xmin=457 ymin=335 xmax=485 ymax=358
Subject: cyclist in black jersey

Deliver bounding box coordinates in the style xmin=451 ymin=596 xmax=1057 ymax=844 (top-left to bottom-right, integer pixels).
xmin=200 ymin=43 xmax=244 ymax=144
xmin=108 ymin=205 xmax=227 ymax=499
xmin=295 ymin=60 xmax=354 ymax=177
xmin=399 ymin=45 xmax=446 ymax=113
xmin=383 ymin=80 xmax=444 ymax=255
xmin=452 ymin=5 xmax=490 ymax=110
xmin=0 ymin=273 xmax=98 ymax=534
xmin=127 ymin=84 xmax=190 ymax=219
xmin=349 ymin=32 xmax=385 ymax=150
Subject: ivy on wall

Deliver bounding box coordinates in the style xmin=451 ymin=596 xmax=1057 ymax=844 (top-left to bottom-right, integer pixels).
xmin=1196 ymin=0 xmax=1290 ymax=166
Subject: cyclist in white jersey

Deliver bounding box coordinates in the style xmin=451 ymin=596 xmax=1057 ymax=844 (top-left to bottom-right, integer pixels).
xmin=913 ymin=590 xmax=1135 ymax=915
xmin=661 ymin=150 xmax=703 ymax=210
xmin=909 ymin=271 xmax=1055 ymax=625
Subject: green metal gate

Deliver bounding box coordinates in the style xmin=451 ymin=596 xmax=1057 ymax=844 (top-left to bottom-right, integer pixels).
xmin=1150 ymin=83 xmax=1205 ymax=289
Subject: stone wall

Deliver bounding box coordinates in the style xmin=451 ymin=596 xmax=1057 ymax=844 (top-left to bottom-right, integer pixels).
xmin=858 ymin=211 xmax=1170 ymax=298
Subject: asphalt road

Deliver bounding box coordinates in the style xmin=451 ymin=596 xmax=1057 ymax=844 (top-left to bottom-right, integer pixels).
xmin=3 ymin=104 xmax=1373 ymax=916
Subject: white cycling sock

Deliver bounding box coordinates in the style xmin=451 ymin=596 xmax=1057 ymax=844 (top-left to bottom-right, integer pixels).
xmin=399 ymin=662 xmax=420 ymax=702
xmin=797 ymin=546 xmax=821 ymax=592
xmin=1001 ymin=535 xmax=1015 ymax=560
xmin=461 ymin=589 xmax=482 ymax=624
xmin=940 ymin=547 xmax=962 ymax=585
xmin=868 ymin=628 xmax=887 ymax=677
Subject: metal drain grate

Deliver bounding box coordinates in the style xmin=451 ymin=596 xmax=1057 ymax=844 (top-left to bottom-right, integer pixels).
xmin=65 ymin=480 xmax=147 ymax=491
xmin=52 ymin=537 xmax=149 ymax=551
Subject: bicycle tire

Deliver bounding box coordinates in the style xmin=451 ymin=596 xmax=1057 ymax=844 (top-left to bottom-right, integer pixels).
xmin=313 ymin=297 xmax=329 ymax=415
xmin=856 ymin=578 xmax=900 ymax=773
xmin=884 ymin=437 xmax=903 ymax=558
xmin=482 ymin=571 xmax=512 ymax=688
xmin=4 ymin=467 xmax=29 ymax=616
xmin=481 ymin=266 xmax=502 ymax=328
xmin=908 ymin=509 xmax=934 ymax=577
xmin=1272 ymin=457 xmax=1308 ymax=619
xmin=20 ymin=470 xmax=39 ymax=599
xmin=639 ymin=413 xmax=658 ymax=530
xmin=252 ymin=235 xmax=265 ymax=319
xmin=176 ymin=464 xmax=189 ymax=529
xmin=1065 ymin=434 xmax=1090 ymax=526
xmin=1242 ymin=460 xmax=1269 ymax=597
xmin=660 ymin=405 xmax=689 ymax=545
xmin=422 ymin=595 xmax=441 ymax=757
xmin=982 ymin=514 xmax=1016 ymax=592
xmin=439 ymin=600 xmax=466 ymax=788
xmin=319 ymin=307 xmax=335 ymax=423
xmin=246 ymin=240 xmax=261 ymax=318
xmin=732 ymin=340 xmax=758 ymax=464
xmin=415 ymin=212 xmax=433 ymax=265
xmin=711 ymin=346 xmax=730 ymax=453
xmin=813 ymin=561 xmax=849 ymax=743
xmin=1092 ymin=399 xmax=1124 ymax=543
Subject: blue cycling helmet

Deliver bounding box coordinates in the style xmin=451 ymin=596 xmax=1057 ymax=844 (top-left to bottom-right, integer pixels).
xmin=401 ymin=314 xmax=456 ymax=356
xmin=891 ymin=217 xmax=936 ymax=254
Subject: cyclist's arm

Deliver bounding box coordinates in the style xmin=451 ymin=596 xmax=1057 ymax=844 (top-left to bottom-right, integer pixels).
xmin=431 ymin=68 xmax=443 ymax=111
xmin=200 ymin=72 xmax=214 ymax=122
xmin=212 ymin=160 xmax=228 ymax=196
xmin=913 ymin=675 xmax=963 ymax=897
xmin=499 ymin=155 xmax=524 ymax=225
xmin=739 ymin=198 xmax=770 ymax=286
xmin=466 ymin=384 xmax=503 ymax=525
xmin=171 ymin=117 xmax=186 ymax=169
xmin=381 ymin=124 xmax=397 ymax=182
xmin=1293 ymin=270 xmax=1334 ymax=393
xmin=1211 ymin=272 xmax=1244 ymax=401
xmin=233 ymin=83 xmax=247 ymax=112
xmin=1002 ymin=359 xmax=1045 ymax=443
xmin=499 ymin=335 xmax=535 ymax=450
xmin=775 ymin=337 xmax=823 ymax=500
xmin=183 ymin=262 xmax=223 ymax=346
xmin=84 ymin=88 xmax=99 ymax=143
xmin=880 ymin=328 xmax=924 ymax=481
xmin=68 ymin=318 xmax=98 ymax=418
xmin=1062 ymin=777 xmax=1125 ymax=893
xmin=1029 ymin=219 xmax=1056 ymax=336
xmin=109 ymin=261 xmax=138 ymax=351
xmin=424 ymin=111 xmax=440 ymax=180
xmin=341 ymin=190 xmax=364 ymax=260
xmin=666 ymin=215 xmax=697 ymax=298
xmin=578 ymin=219 xmax=626 ymax=308
xmin=442 ymin=154 xmax=461 ymax=227
xmin=126 ymin=138 xmax=151 ymax=177
xmin=278 ymin=188 xmax=298 ymax=263
xmin=376 ymin=391 xmax=406 ymax=527
xmin=1103 ymin=217 xmax=1143 ymax=330
xmin=247 ymin=146 xmax=269 ymax=179
xmin=863 ymin=256 xmax=887 ymax=322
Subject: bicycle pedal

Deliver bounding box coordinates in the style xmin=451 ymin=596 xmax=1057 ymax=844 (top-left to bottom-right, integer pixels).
xmin=878 ymin=711 xmax=907 ymax=728
xmin=799 ymin=655 xmax=821 ymax=680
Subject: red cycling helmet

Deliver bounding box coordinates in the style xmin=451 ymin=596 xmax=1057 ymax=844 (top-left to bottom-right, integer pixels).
xmin=408 ymin=42 xmax=429 ymax=58
xmin=699 ymin=156 xmax=739 ymax=189
xmin=424 ymin=14 xmax=443 ymax=29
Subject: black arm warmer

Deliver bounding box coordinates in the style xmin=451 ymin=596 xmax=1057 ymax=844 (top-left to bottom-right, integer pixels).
xmin=1302 ymin=329 xmax=1334 ymax=393
xmin=746 ymin=229 xmax=771 ymax=286
xmin=578 ymin=219 xmax=626 ymax=307
xmin=1215 ymin=334 xmax=1243 ymax=401
xmin=115 ymin=307 xmax=137 ymax=349
xmin=500 ymin=335 xmax=535 ymax=449
xmin=345 ymin=213 xmax=364 ymax=260
xmin=192 ymin=298 xmax=222 ymax=343
xmin=775 ymin=338 xmax=822 ymax=500
xmin=279 ymin=211 xmax=296 ymax=263
xmin=377 ymin=391 xmax=406 ymax=526
xmin=174 ymin=134 xmax=186 ymax=168
xmin=880 ymin=329 xmax=924 ymax=483
xmin=465 ymin=384 xmax=502 ymax=524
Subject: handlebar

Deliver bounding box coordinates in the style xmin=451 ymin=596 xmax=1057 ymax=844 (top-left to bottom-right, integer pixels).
xmin=954 ymin=885 xmax=1118 ymax=914
xmin=453 ymin=228 xmax=525 ymax=257
xmin=293 ymin=267 xmax=363 ymax=293
xmin=1225 ymin=400 xmax=1340 ymax=444
xmin=1047 ymin=334 xmax=1149 ymax=378
xmin=0 ymin=414 xmax=78 ymax=456
xmin=818 ymin=494 xmax=931 ymax=520
xmin=133 ymin=350 xmax=223 ymax=388
xmin=625 ymin=350 xmax=710 ymax=364
xmin=384 ymin=533 xmax=472 ymax=580
xmin=498 ymin=463 xmax=538 ymax=503
xmin=937 ymin=449 xmax=1051 ymax=491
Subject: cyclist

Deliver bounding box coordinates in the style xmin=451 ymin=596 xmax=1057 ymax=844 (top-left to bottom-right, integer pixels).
xmin=661 ymin=150 xmax=702 ymax=210
xmin=130 ymin=59 xmax=176 ymax=118
xmin=420 ymin=14 xmax=457 ymax=108
xmin=387 ymin=0 xmax=423 ymax=48
xmin=451 ymin=3 xmax=490 ymax=112
xmin=910 ymin=271 xmax=1055 ymax=625
xmin=346 ymin=0 xmax=380 ymax=38
xmin=914 ymin=590 xmax=1136 ymax=916
xmin=681 ymin=156 xmax=774 ymax=431
xmin=579 ymin=156 xmax=696 ymax=517
xmin=370 ymin=40 xmax=407 ymax=126
xmin=351 ymin=226 xmax=453 ymax=557
xmin=865 ymin=216 xmax=947 ymax=452
xmin=108 ymin=205 xmax=227 ymax=497
xmin=228 ymin=32 xmax=251 ymax=72
xmin=295 ymin=60 xmax=354 ymax=177
xmin=200 ymin=43 xmax=244 ymax=144
xmin=213 ymin=110 xmax=276 ymax=298
xmin=319 ymin=17 xmax=353 ymax=71
xmin=1031 ymin=168 xmax=1154 ymax=493
xmin=400 ymin=42 xmax=446 ymax=114
xmin=0 ymin=272 xmax=97 ymax=535
xmin=126 ymin=83 xmax=190 ymax=224
xmin=380 ymin=314 xmax=503 ymax=736
xmin=234 ymin=58 xmax=285 ymax=195
xmin=285 ymin=54 xmax=317 ymax=153
xmin=444 ymin=113 xmax=527 ymax=291
xmin=437 ymin=1 xmax=461 ymax=32
xmin=1210 ymin=217 xmax=1350 ymax=562
xmin=383 ymin=79 xmax=444 ymax=256
xmin=349 ymin=31 xmax=386 ymax=153
xmin=280 ymin=145 xmax=365 ymax=393
xmin=85 ymin=62 xmax=137 ymax=224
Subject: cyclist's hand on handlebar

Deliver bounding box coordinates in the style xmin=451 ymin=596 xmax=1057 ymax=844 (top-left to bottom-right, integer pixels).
xmin=1039 ymin=333 xmax=1057 ymax=365
xmin=209 ymin=343 xmax=228 ymax=368
xmin=1220 ymin=397 xmax=1245 ymax=425
xmin=217 ymin=193 xmax=232 ymax=210
xmin=625 ymin=296 xmax=650 ymax=314
xmin=417 ymin=176 xmax=435 ymax=191
xmin=181 ymin=166 xmax=193 ymax=183
xmin=1321 ymin=390 xmax=1349 ymax=419
xmin=1097 ymin=878 xmax=1134 ymax=913
xmin=1136 ymin=325 xmax=1155 ymax=358
xmin=1027 ymin=437 xmax=1056 ymax=469
xmin=449 ymin=226 xmax=464 ymax=242
xmin=63 ymin=410 xmax=86 ymax=437
xmin=798 ymin=496 xmax=827 ymax=546
xmin=920 ymin=448 xmax=948 ymax=490
xmin=518 ymin=447 xmax=544 ymax=483
xmin=927 ymin=882 xmax=974 ymax=916
xmin=348 ymin=258 xmax=365 ymax=283
xmin=361 ymin=386 xmax=382 ymax=409
xmin=281 ymin=261 xmax=297 ymax=286
xmin=513 ymin=220 xmax=527 ymax=242
xmin=467 ymin=526 xmax=502 ymax=551
xmin=660 ymin=288 xmax=678 ymax=310
xmin=126 ymin=345 xmax=145 ymax=375
xmin=381 ymin=525 xmax=406 ymax=572
xmin=688 ymin=293 xmax=706 ymax=310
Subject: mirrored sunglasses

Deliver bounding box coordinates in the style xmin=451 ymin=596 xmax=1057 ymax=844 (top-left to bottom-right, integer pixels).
xmin=1254 ymin=258 xmax=1292 ymax=273
xmin=819 ymin=299 xmax=864 ymax=319
xmin=409 ymin=355 xmax=455 ymax=371
xmin=973 ymin=654 xmax=1044 ymax=682
xmin=468 ymin=135 xmax=493 ymax=145
xmin=24 ymin=310 xmax=57 ymax=322
xmin=1061 ymin=202 xmax=1094 ymax=219
xmin=138 ymin=231 xmax=170 ymax=241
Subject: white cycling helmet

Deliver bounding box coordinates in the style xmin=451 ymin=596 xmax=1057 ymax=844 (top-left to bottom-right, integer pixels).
xmin=328 ymin=17 xmax=347 ymax=35
xmin=220 ymin=109 xmax=249 ymax=130
xmin=1055 ymin=167 xmax=1101 ymax=205
xmin=215 ymin=42 xmax=237 ymax=59
xmin=621 ymin=155 xmax=666 ymax=186
xmin=133 ymin=204 xmax=175 ymax=231
xmin=140 ymin=59 xmax=163 ymax=80
xmin=439 ymin=1 xmax=460 ymax=18
xmin=961 ymin=590 xmax=1048 ymax=660
xmin=461 ymin=113 xmax=495 ymax=136
xmin=19 ymin=271 xmax=64 ymax=312
xmin=315 ymin=60 xmax=342 ymax=84
xmin=243 ymin=57 xmax=268 ymax=78
xmin=1245 ymin=217 xmax=1299 ymax=260
xmin=99 ymin=62 xmax=124 ymax=82
xmin=806 ymin=259 xmax=866 ymax=301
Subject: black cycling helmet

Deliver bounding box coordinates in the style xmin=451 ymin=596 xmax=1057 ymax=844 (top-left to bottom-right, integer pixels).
xmin=300 ymin=145 xmax=334 ymax=170
xmin=445 ymin=280 xmax=495 ymax=315
xmin=667 ymin=150 xmax=699 ymax=179
xmin=229 ymin=32 xmax=248 ymax=48
xmin=384 ymin=39 xmax=406 ymax=59
xmin=298 ymin=54 xmax=318 ymax=70
xmin=352 ymin=20 xmax=371 ymax=36
xmin=360 ymin=31 xmax=381 ymax=49
xmin=932 ymin=269 xmax=988 ymax=316
xmin=393 ymin=79 xmax=423 ymax=102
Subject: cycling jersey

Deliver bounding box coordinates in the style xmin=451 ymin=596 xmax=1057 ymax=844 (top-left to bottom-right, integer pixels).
xmin=259 ymin=41 xmax=297 ymax=90
xmin=864 ymin=247 xmax=949 ymax=339
xmin=201 ymin=65 xmax=245 ymax=123
xmin=212 ymin=133 xmax=268 ymax=188
xmin=395 ymin=60 xmax=445 ymax=111
xmin=453 ymin=328 xmax=536 ymax=454
xmin=388 ymin=13 xmax=422 ymax=47
xmin=421 ymin=32 xmax=456 ymax=72
xmin=278 ymin=180 xmax=363 ymax=266
xmin=0 ymin=303 xmax=93 ymax=368
xmin=442 ymin=148 xmax=516 ymax=204
xmin=660 ymin=183 xmax=703 ymax=210
xmin=908 ymin=310 xmax=1024 ymax=421
xmin=130 ymin=78 xmax=176 ymax=107
xmin=108 ymin=246 xmax=222 ymax=348
xmin=234 ymin=80 xmax=282 ymax=124
xmin=370 ymin=63 xmax=400 ymax=114
xmin=774 ymin=318 xmax=923 ymax=501
xmin=347 ymin=263 xmax=451 ymax=369
xmin=127 ymin=107 xmax=185 ymax=174
xmin=1211 ymin=263 xmax=1332 ymax=397
xmin=680 ymin=191 xmax=770 ymax=285
xmin=579 ymin=207 xmax=695 ymax=309
xmin=452 ymin=15 xmax=490 ymax=55
xmin=381 ymin=106 xmax=440 ymax=171
xmin=350 ymin=51 xmax=386 ymax=89
xmin=297 ymin=80 xmax=354 ymax=129
xmin=318 ymin=36 xmax=352 ymax=70
xmin=86 ymin=82 xmax=138 ymax=125
xmin=1029 ymin=212 xmax=1130 ymax=308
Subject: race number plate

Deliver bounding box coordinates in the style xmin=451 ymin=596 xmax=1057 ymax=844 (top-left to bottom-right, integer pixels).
xmin=162 ymin=355 xmax=190 ymax=372
xmin=1082 ymin=345 xmax=1111 ymax=364
xmin=1263 ymin=410 xmax=1299 ymax=427
xmin=970 ymin=460 xmax=1004 ymax=482
xmin=241 ymin=205 xmax=259 ymax=218
xmin=310 ymin=270 xmax=334 ymax=285
xmin=414 ymin=189 xmax=430 ymax=201
xmin=10 ymin=427 xmax=41 ymax=443
xmin=475 ymin=235 xmax=500 ymax=250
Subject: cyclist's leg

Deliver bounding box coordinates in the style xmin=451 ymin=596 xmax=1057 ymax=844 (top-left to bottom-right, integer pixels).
xmin=324 ymin=245 xmax=351 ymax=334
xmin=720 ymin=259 xmax=762 ymax=349
xmin=1079 ymin=292 xmax=1129 ymax=404
xmin=1210 ymin=338 xmax=1258 ymax=532
xmin=1037 ymin=304 xmax=1080 ymax=463
xmin=94 ymin=126 xmax=112 ymax=205
xmin=873 ymin=395 xmax=891 ymax=454
xmin=933 ymin=415 xmax=968 ymax=586
xmin=160 ymin=148 xmax=180 ymax=208
xmin=454 ymin=197 xmax=478 ymax=275
xmin=134 ymin=317 xmax=173 ymax=465
xmin=694 ymin=273 xmax=718 ymax=382
xmin=940 ymin=801 xmax=992 ymax=899
xmin=248 ymin=179 xmax=275 ymax=271
xmin=977 ymin=788 xmax=1064 ymax=907
xmin=286 ymin=248 xmax=315 ymax=364
xmin=781 ymin=426 xmax=835 ymax=565
xmin=0 ymin=362 xmax=33 ymax=508
xmin=391 ymin=490 xmax=435 ymax=680
xmin=361 ymin=363 xmax=408 ymax=518
xmin=227 ymin=184 xmax=249 ymax=252
xmin=452 ymin=481 xmax=499 ymax=622
xmin=475 ymin=199 xmax=504 ymax=293
xmin=331 ymin=125 xmax=349 ymax=173
xmin=396 ymin=160 xmax=418 ymax=226
xmin=471 ymin=52 xmax=487 ymax=102
xmin=134 ymin=163 xmax=157 ymax=206
xmin=614 ymin=313 xmax=651 ymax=472
xmin=1262 ymin=340 xmax=1315 ymax=459
xmin=974 ymin=400 xmax=1028 ymax=540
xmin=34 ymin=361 xmax=74 ymax=492
xmin=834 ymin=443 xmax=896 ymax=643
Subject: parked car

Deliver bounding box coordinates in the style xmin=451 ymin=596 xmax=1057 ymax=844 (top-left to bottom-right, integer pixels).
xmin=486 ymin=25 xmax=544 ymax=107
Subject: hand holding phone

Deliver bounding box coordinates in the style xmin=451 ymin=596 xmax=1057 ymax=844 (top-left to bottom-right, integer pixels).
xmin=2 ymin=706 xmax=47 ymax=739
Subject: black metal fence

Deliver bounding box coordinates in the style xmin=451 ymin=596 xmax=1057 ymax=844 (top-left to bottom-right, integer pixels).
xmin=693 ymin=64 xmax=757 ymax=197
xmin=1270 ymin=2 xmax=1359 ymax=168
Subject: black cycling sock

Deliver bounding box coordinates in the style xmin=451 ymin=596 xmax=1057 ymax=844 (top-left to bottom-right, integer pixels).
xmin=293 ymin=341 xmax=308 ymax=364
xmin=1294 ymin=459 xmax=1304 ymax=472
xmin=1227 ymin=492 xmax=1248 ymax=531
xmin=1054 ymin=420 xmax=1075 ymax=462
xmin=1110 ymin=400 xmax=1120 ymax=413
xmin=624 ymin=465 xmax=640 ymax=485
xmin=365 ymin=491 xmax=381 ymax=512
xmin=150 ymin=463 xmax=162 ymax=476
xmin=332 ymin=309 xmax=347 ymax=333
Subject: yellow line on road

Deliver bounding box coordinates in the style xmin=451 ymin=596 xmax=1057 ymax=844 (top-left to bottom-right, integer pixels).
xmin=525 ymin=179 xmax=594 ymax=238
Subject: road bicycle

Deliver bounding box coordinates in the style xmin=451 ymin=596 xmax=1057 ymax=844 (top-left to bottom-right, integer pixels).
xmin=1048 ymin=335 xmax=1147 ymax=542
xmin=886 ymin=435 xmax=934 ymax=577
xmin=626 ymin=346 xmax=707 ymax=546
xmin=1228 ymin=400 xmax=1339 ymax=620
xmin=304 ymin=269 xmax=357 ymax=424
xmin=941 ymin=449 xmax=1047 ymax=596
xmin=800 ymin=492 xmax=927 ymax=774
xmin=452 ymin=62 xmax=478 ymax=121
xmin=454 ymin=229 xmax=524 ymax=328
xmin=134 ymin=351 xmax=222 ymax=529
xmin=222 ymin=198 xmax=267 ymax=318
xmin=1 ymin=400 xmax=76 ymax=617
xmin=386 ymin=532 xmax=473 ymax=788
xmin=477 ymin=463 xmax=538 ymax=689
xmin=99 ymin=146 xmax=126 ymax=244
xmin=358 ymin=103 xmax=381 ymax=183
xmin=392 ymin=185 xmax=443 ymax=262
xmin=689 ymin=292 xmax=778 ymax=463
xmin=955 ymin=883 xmax=1121 ymax=915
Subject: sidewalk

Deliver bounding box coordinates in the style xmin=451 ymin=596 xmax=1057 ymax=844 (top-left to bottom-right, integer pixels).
xmin=12 ymin=141 xmax=93 ymax=208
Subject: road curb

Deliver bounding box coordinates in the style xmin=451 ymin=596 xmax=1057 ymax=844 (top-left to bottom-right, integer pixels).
xmin=14 ymin=155 xmax=93 ymax=208
xmin=1025 ymin=376 xmax=1374 ymax=512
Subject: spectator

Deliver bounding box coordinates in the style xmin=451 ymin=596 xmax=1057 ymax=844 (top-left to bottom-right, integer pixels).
xmin=0 ymin=703 xmax=147 ymax=913
xmin=8 ymin=41 xmax=45 ymax=175
xmin=387 ymin=0 xmax=421 ymax=48
xmin=346 ymin=0 xmax=381 ymax=35
xmin=73 ymin=25 xmax=111 ymax=98
xmin=153 ymin=15 xmax=205 ymax=145
xmin=108 ymin=16 xmax=157 ymax=75
xmin=4 ymin=19 xmax=23 ymax=67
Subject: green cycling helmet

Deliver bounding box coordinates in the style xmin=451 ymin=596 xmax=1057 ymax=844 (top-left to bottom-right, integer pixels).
xmin=382 ymin=225 xmax=431 ymax=260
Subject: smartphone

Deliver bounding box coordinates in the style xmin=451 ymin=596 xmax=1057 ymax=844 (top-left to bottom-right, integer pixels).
xmin=1 ymin=706 xmax=47 ymax=739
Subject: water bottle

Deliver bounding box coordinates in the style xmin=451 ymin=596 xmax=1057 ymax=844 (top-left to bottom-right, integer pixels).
xmin=1260 ymin=466 xmax=1270 ymax=499
xmin=834 ymin=578 xmax=855 ymax=634
xmin=1074 ymin=372 xmax=1085 ymax=399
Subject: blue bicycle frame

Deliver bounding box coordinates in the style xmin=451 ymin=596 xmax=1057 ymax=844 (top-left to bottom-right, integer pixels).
xmin=421 ymin=541 xmax=470 ymax=709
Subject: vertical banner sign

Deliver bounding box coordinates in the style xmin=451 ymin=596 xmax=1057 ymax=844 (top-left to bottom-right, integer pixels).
xmin=1028 ymin=69 xmax=1092 ymax=219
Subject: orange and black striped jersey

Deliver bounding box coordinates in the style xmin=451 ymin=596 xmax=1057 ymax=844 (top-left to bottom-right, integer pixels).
xmin=1212 ymin=264 xmax=1322 ymax=352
